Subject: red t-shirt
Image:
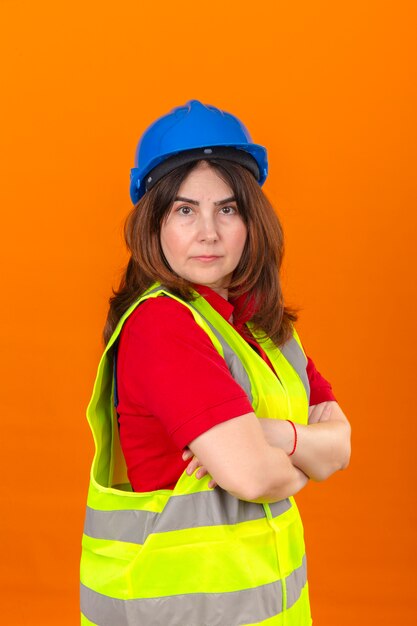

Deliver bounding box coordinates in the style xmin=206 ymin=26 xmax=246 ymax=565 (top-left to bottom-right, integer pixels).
xmin=116 ymin=286 xmax=336 ymax=492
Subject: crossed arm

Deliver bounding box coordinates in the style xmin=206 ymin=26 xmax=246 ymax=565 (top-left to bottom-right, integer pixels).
xmin=183 ymin=401 xmax=351 ymax=503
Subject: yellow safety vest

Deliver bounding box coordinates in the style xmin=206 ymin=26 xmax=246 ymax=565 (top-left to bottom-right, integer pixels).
xmin=80 ymin=284 xmax=312 ymax=625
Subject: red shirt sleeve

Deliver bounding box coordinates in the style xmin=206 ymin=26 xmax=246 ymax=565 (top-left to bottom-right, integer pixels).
xmin=117 ymin=296 xmax=253 ymax=451
xmin=306 ymin=356 xmax=337 ymax=405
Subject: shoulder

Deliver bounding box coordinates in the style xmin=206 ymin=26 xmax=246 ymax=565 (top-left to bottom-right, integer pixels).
xmin=119 ymin=294 xmax=217 ymax=355
xmin=129 ymin=294 xmax=195 ymax=321
xmin=123 ymin=294 xmax=196 ymax=335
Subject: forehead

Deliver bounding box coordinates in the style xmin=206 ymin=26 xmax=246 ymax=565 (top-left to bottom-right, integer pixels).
xmin=177 ymin=162 xmax=232 ymax=198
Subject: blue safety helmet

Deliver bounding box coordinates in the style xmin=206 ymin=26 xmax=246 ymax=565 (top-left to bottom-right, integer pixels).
xmin=129 ymin=99 xmax=268 ymax=204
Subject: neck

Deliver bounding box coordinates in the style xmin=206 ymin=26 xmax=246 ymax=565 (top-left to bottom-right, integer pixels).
xmin=215 ymin=287 xmax=229 ymax=300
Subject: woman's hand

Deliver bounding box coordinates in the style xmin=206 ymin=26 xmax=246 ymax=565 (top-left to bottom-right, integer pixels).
xmin=182 ymin=448 xmax=217 ymax=488
xmin=308 ymin=401 xmax=333 ymax=424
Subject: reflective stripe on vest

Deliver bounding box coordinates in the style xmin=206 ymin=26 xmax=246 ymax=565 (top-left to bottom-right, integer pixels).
xmin=187 ymin=300 xmax=254 ymax=403
xmin=80 ymin=555 xmax=307 ymax=626
xmin=84 ymin=493 xmax=292 ymax=544
xmin=80 ymin=283 xmax=311 ymax=625
xmin=280 ymin=337 xmax=310 ymax=401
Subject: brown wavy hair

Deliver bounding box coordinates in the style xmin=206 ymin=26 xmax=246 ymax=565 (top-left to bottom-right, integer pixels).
xmin=103 ymin=159 xmax=297 ymax=345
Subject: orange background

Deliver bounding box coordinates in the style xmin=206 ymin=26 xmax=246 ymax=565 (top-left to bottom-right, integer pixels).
xmin=1 ymin=1 xmax=416 ymax=624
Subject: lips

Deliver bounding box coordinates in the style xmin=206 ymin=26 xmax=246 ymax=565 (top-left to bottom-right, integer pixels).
xmin=191 ymin=256 xmax=222 ymax=262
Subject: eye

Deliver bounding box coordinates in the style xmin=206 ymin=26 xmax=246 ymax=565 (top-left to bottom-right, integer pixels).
xmin=219 ymin=205 xmax=237 ymax=215
xmin=177 ymin=205 xmax=193 ymax=215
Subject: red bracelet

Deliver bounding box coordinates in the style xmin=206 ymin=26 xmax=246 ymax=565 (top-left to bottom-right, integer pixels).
xmin=286 ymin=420 xmax=298 ymax=456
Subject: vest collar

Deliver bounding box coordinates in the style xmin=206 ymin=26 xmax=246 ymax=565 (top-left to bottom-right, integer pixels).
xmin=191 ymin=284 xmax=257 ymax=329
xmin=192 ymin=284 xmax=234 ymax=322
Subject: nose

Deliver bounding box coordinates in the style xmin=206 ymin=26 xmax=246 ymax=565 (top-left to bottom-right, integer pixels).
xmin=197 ymin=214 xmax=219 ymax=243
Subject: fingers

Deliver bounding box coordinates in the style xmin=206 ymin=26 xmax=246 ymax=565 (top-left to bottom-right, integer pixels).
xmin=183 ymin=453 xmax=207 ymax=478
xmin=308 ymin=401 xmax=334 ymax=424
xmin=185 ymin=455 xmax=202 ymax=476
xmin=182 ymin=448 xmax=200 ymax=473
xmin=182 ymin=448 xmax=216 ymax=488
xmin=308 ymin=405 xmax=321 ymax=424
xmin=182 ymin=448 xmax=193 ymax=461
xmin=319 ymin=402 xmax=333 ymax=422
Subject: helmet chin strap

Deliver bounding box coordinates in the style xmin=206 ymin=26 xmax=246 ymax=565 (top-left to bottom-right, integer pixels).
xmin=144 ymin=146 xmax=261 ymax=193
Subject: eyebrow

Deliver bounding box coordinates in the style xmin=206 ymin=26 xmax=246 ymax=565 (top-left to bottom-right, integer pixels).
xmin=174 ymin=195 xmax=236 ymax=206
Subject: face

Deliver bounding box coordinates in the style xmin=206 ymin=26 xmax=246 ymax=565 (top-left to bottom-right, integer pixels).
xmin=160 ymin=161 xmax=247 ymax=299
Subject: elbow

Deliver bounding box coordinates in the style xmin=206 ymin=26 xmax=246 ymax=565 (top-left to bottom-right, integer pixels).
xmin=340 ymin=421 xmax=352 ymax=470
xmin=313 ymin=425 xmax=352 ymax=482
xmin=235 ymin=480 xmax=274 ymax=503
xmin=220 ymin=473 xmax=272 ymax=502
xmin=231 ymin=481 xmax=286 ymax=504
xmin=224 ymin=455 xmax=294 ymax=503
xmin=218 ymin=450 xmax=292 ymax=502
xmin=340 ymin=437 xmax=351 ymax=471
xmin=313 ymin=453 xmax=350 ymax=482
xmin=330 ymin=421 xmax=352 ymax=475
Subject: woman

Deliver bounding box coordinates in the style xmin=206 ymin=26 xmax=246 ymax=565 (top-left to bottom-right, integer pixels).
xmin=80 ymin=99 xmax=351 ymax=626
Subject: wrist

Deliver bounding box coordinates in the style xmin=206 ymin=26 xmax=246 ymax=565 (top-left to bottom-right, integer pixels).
xmin=286 ymin=420 xmax=298 ymax=456
xmin=259 ymin=418 xmax=294 ymax=455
